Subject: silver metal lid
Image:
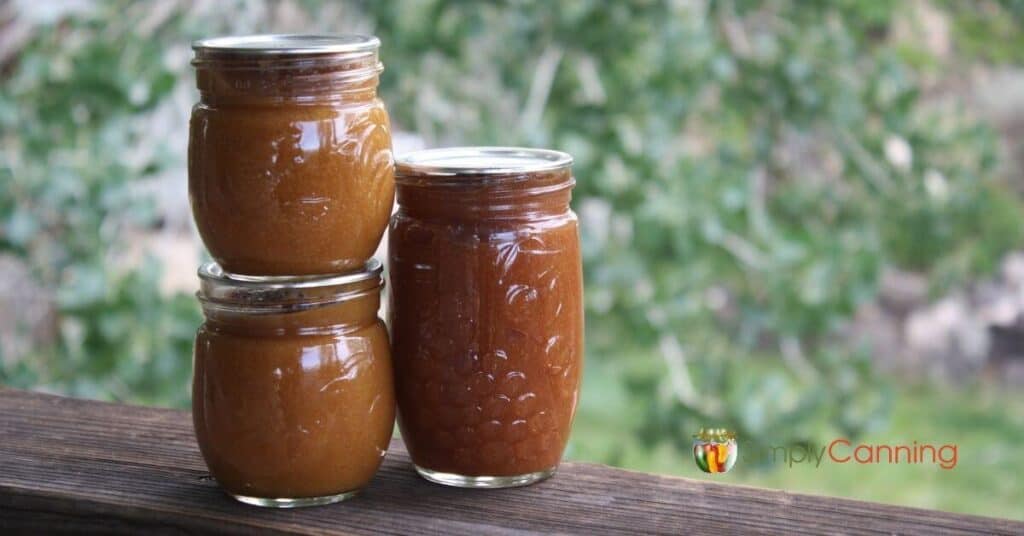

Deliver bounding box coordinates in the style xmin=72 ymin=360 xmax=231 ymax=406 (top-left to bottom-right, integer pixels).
xmin=395 ymin=147 xmax=574 ymax=177
xmin=192 ymin=34 xmax=380 ymax=56
xmin=197 ymin=258 xmax=382 ymax=310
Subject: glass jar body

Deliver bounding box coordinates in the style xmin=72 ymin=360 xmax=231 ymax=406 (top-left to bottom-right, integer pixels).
xmin=388 ymin=168 xmax=583 ymax=487
xmin=188 ymin=53 xmax=394 ymax=276
xmin=192 ymin=292 xmax=395 ymax=506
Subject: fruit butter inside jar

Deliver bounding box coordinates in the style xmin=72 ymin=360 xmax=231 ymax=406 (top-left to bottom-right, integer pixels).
xmin=192 ymin=259 xmax=395 ymax=507
xmin=189 ymin=34 xmax=394 ymax=276
xmin=388 ymin=147 xmax=584 ymax=488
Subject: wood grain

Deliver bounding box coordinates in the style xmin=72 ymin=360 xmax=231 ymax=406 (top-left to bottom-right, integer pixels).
xmin=0 ymin=388 xmax=1019 ymax=535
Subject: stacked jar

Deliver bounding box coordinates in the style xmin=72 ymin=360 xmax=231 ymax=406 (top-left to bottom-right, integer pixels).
xmin=187 ymin=35 xmax=396 ymax=507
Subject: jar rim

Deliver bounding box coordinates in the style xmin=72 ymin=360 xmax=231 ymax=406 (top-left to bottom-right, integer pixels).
xmin=197 ymin=258 xmax=383 ymax=311
xmin=192 ymin=34 xmax=380 ymax=57
xmin=395 ymin=147 xmax=573 ymax=178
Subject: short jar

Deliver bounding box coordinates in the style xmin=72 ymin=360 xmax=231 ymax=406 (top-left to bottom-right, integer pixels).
xmin=388 ymin=147 xmax=584 ymax=488
xmin=192 ymin=259 xmax=395 ymax=507
xmin=189 ymin=34 xmax=394 ymax=276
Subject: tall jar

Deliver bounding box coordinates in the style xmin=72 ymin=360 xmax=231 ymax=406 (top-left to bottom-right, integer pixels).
xmin=189 ymin=35 xmax=394 ymax=276
xmin=193 ymin=259 xmax=395 ymax=507
xmin=388 ymin=147 xmax=584 ymax=488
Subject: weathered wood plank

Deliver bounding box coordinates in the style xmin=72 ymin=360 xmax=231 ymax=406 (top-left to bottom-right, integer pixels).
xmin=0 ymin=389 xmax=1019 ymax=535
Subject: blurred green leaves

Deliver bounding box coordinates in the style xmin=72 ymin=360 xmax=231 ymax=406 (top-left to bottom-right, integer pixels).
xmin=364 ymin=0 xmax=1024 ymax=455
xmin=0 ymin=4 xmax=199 ymax=406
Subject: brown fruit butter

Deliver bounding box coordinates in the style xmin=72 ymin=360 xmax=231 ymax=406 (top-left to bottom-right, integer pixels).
xmin=189 ymin=35 xmax=394 ymax=276
xmin=192 ymin=259 xmax=395 ymax=503
xmin=388 ymin=148 xmax=583 ymax=485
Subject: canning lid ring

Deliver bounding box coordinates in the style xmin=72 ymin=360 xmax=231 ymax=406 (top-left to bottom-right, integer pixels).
xmin=197 ymin=258 xmax=383 ymax=311
xmin=192 ymin=34 xmax=380 ymax=56
xmin=395 ymin=147 xmax=574 ymax=178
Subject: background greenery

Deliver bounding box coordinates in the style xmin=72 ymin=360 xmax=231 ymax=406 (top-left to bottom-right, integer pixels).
xmin=2 ymin=0 xmax=1022 ymax=520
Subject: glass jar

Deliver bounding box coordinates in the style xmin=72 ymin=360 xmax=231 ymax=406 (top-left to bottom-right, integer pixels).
xmin=388 ymin=147 xmax=584 ymax=488
xmin=189 ymin=35 xmax=394 ymax=276
xmin=192 ymin=259 xmax=395 ymax=507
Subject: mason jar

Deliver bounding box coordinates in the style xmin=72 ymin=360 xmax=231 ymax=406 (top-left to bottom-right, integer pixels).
xmin=388 ymin=147 xmax=584 ymax=488
xmin=189 ymin=34 xmax=394 ymax=276
xmin=192 ymin=259 xmax=395 ymax=507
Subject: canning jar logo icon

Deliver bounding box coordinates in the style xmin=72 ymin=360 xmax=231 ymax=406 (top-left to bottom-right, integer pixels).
xmin=693 ymin=428 xmax=738 ymax=473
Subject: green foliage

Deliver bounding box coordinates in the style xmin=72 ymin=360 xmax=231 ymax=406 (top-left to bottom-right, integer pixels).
xmin=0 ymin=6 xmax=199 ymax=406
xmin=364 ymin=0 xmax=1023 ymax=454
xmin=1 ymin=1 xmax=1023 ymax=465
xmin=945 ymin=0 xmax=1024 ymax=64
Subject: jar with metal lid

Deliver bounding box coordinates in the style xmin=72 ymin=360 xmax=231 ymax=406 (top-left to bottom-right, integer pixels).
xmin=388 ymin=147 xmax=584 ymax=488
xmin=189 ymin=34 xmax=394 ymax=276
xmin=192 ymin=259 xmax=395 ymax=507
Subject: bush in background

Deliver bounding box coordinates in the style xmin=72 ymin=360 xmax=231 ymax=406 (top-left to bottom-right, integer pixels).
xmin=364 ymin=0 xmax=1024 ymax=455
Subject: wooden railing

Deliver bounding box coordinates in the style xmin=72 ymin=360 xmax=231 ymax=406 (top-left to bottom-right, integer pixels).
xmin=0 ymin=388 xmax=1019 ymax=535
